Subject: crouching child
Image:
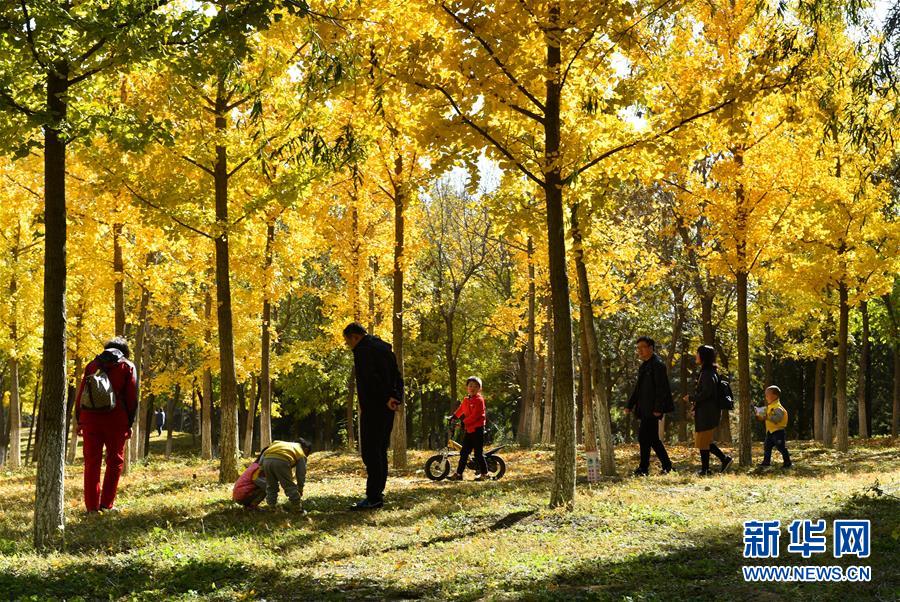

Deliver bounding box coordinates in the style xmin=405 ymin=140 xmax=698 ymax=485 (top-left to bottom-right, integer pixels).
xmin=260 ymin=439 xmax=312 ymax=511
xmin=233 ymin=450 xmax=268 ymax=509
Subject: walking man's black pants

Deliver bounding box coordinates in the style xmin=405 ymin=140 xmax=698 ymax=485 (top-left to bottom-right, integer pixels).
xmin=637 ymin=415 xmax=672 ymax=472
xmin=359 ymin=406 xmax=395 ymax=502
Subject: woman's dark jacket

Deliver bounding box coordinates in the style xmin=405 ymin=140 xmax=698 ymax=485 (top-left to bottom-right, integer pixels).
xmin=690 ymin=366 xmax=721 ymax=432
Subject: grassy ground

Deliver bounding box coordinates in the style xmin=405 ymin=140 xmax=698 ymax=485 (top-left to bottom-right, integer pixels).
xmin=1 ymin=434 xmax=898 ymax=601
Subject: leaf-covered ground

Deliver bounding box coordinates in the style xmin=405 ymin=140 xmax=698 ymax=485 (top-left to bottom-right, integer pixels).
xmin=1 ymin=435 xmax=898 ymax=601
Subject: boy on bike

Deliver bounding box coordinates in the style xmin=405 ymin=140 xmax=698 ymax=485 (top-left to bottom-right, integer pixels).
xmin=449 ymin=376 xmax=488 ymax=481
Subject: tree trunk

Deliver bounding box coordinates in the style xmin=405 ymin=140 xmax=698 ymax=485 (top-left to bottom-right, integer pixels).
xmin=390 ymin=157 xmax=407 ymax=469
xmin=25 ymin=375 xmax=39 ymax=463
xmin=201 ymin=288 xmax=214 ymax=458
xmin=34 ymin=62 xmax=70 ymax=551
xmin=823 ymin=351 xmax=835 ymax=447
xmin=242 ymin=376 xmax=258 ymax=456
xmin=857 ymin=300 xmax=869 ymax=438
xmin=166 ymin=385 xmax=178 ymax=458
xmin=130 ymin=282 xmax=150 ymax=464
xmin=813 ymin=357 xmax=824 ymax=441
xmin=213 ymin=91 xmax=240 ymax=483
xmin=113 ymin=223 xmax=126 ymax=337
xmin=7 ymin=358 xmax=21 ymax=469
xmin=533 ymin=351 xmax=545 ymax=442
xmin=735 ymin=268 xmax=752 ymax=466
xmin=445 ymin=313 xmax=458 ymax=411
xmin=678 ymin=336 xmax=689 ymax=443
xmin=835 ymin=282 xmax=850 ymax=452
xmin=892 ymin=342 xmax=900 ymax=438
xmin=260 ymin=222 xmax=274 ymax=449
xmin=143 ymin=397 xmax=153 ymax=457
xmin=541 ymin=337 xmax=555 ymax=444
xmin=518 ymin=238 xmax=537 ymax=446
xmin=66 ymin=358 xmax=82 ymax=464
xmin=571 ymin=204 xmax=615 ymax=474
xmin=578 ymin=323 xmax=597 ymax=452
xmin=545 ymin=6 xmax=576 ymax=509
xmin=734 ymin=146 xmax=752 ymax=467
xmin=191 ymin=385 xmax=198 ymax=447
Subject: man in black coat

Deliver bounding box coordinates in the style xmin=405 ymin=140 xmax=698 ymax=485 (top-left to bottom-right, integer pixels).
xmin=625 ymin=336 xmax=674 ymax=476
xmin=343 ymin=322 xmax=403 ymax=510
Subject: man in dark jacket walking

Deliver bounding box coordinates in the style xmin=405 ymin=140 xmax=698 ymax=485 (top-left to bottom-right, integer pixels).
xmin=625 ymin=336 xmax=674 ymax=476
xmin=343 ymin=322 xmax=403 ymax=510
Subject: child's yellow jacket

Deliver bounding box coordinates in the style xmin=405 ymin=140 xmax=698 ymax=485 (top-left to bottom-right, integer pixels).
xmin=762 ymin=400 xmax=789 ymax=433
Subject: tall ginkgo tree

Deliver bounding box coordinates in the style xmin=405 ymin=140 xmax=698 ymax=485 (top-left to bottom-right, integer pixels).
xmin=363 ymin=0 xmax=816 ymax=506
xmin=0 ymin=0 xmax=178 ymax=548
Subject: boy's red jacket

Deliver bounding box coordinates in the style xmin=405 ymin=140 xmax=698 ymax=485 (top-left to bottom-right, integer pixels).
xmin=453 ymin=394 xmax=486 ymax=433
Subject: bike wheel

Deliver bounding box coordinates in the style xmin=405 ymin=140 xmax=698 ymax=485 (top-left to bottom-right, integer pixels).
xmin=425 ymin=455 xmax=451 ymax=481
xmin=486 ymin=456 xmax=506 ymax=480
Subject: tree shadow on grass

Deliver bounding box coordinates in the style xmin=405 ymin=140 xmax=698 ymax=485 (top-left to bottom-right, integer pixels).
xmin=55 ymin=474 xmax=538 ymax=556
xmin=511 ymin=493 xmax=900 ymax=602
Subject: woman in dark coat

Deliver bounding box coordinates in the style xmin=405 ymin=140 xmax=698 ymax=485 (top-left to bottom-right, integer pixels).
xmin=685 ymin=345 xmax=733 ymax=475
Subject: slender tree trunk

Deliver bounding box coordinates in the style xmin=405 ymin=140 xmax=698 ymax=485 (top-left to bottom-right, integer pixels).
xmin=34 ymin=62 xmax=70 ymax=551
xmin=191 ymin=385 xmax=198 ymax=447
xmin=66 ymin=358 xmax=82 ymax=464
xmin=201 ymin=288 xmax=214 ymax=458
xmin=678 ymin=336 xmax=690 ymax=443
xmin=131 ymin=282 xmax=150 ymax=463
xmin=390 ymin=157 xmax=407 ymax=469
xmin=571 ymin=205 xmax=615 ymax=474
xmin=735 ymin=267 xmax=752 ymax=466
xmin=823 ymin=351 xmax=835 ymax=447
xmin=7 ymin=359 xmax=21 ymax=469
xmin=0 ymin=390 xmax=6 ymax=467
xmin=835 ymin=282 xmax=850 ymax=452
xmin=578 ymin=323 xmax=597 ymax=452
xmin=445 ymin=313 xmax=458 ymax=410
xmin=813 ymin=357 xmax=824 ymax=441
xmin=541 ymin=337 xmax=555 ymax=444
xmin=892 ymin=342 xmax=900 ymax=438
xmin=242 ymin=376 xmax=258 ymax=456
xmin=533 ymin=351 xmax=545 ymax=442
xmin=518 ymin=238 xmax=537 ymax=446
xmin=545 ymin=6 xmax=576 ymax=508
xmin=857 ymin=301 xmax=869 ymax=438
xmin=260 ymin=222 xmax=274 ymax=449
xmin=25 ymin=375 xmax=39 ymax=463
xmin=763 ymin=324 xmax=775 ymax=387
xmin=734 ymin=146 xmax=752 ymax=466
xmin=166 ymin=385 xmax=178 ymax=458
xmin=139 ymin=326 xmax=152 ymax=459
xmin=113 ymin=223 xmax=126 ymax=337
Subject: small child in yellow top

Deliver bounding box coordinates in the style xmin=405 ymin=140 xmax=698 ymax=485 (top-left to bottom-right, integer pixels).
xmin=260 ymin=439 xmax=311 ymax=510
xmin=755 ymin=386 xmax=792 ymax=469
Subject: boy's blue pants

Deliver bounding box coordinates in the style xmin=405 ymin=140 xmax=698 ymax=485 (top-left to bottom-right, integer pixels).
xmin=763 ymin=429 xmax=791 ymax=465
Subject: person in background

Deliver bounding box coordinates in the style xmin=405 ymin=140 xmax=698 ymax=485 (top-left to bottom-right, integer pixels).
xmin=625 ymin=336 xmax=675 ymax=476
xmin=686 ymin=345 xmax=733 ymax=475
xmin=155 ymin=407 xmax=165 ymax=437
xmin=75 ymin=337 xmax=138 ymax=513
xmin=449 ymin=376 xmax=488 ymax=481
xmin=259 ymin=439 xmax=312 ymax=511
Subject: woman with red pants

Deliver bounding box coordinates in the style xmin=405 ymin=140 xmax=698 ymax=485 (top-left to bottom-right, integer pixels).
xmin=74 ymin=338 xmax=138 ymax=513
